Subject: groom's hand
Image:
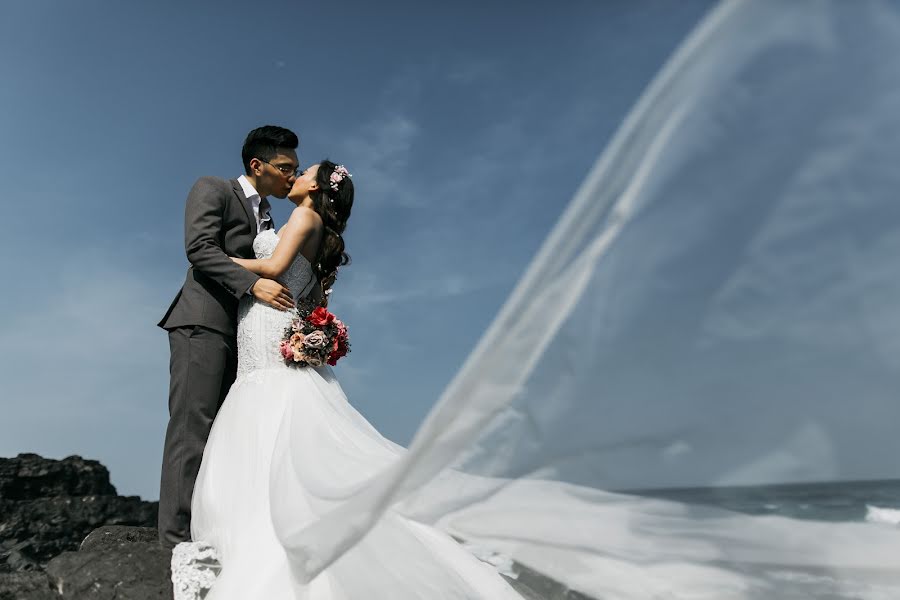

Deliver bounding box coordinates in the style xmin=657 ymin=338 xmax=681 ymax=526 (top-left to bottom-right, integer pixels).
xmin=252 ymin=279 xmax=295 ymax=310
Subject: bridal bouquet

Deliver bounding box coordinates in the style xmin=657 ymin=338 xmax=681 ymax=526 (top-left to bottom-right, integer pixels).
xmin=280 ymin=299 xmax=351 ymax=367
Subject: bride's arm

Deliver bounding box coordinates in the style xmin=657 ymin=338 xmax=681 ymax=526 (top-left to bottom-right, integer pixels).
xmin=232 ymin=207 xmax=322 ymax=279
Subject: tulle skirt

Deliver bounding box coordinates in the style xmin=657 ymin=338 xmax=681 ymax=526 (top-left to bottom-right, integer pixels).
xmin=190 ymin=366 xmax=523 ymax=600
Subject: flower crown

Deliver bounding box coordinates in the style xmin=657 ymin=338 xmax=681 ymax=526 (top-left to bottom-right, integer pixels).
xmin=329 ymin=165 xmax=352 ymax=192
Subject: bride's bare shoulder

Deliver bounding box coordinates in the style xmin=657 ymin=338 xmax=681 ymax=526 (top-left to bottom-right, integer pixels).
xmin=287 ymin=205 xmax=323 ymax=230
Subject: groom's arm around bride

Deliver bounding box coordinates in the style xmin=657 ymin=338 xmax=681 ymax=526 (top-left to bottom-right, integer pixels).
xmin=185 ymin=176 xmax=269 ymax=305
xmin=160 ymin=175 xmax=295 ymax=332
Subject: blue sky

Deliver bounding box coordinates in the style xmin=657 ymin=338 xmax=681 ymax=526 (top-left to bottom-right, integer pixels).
xmin=0 ymin=1 xmax=715 ymax=499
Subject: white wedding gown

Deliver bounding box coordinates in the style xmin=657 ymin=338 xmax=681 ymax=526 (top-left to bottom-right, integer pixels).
xmin=177 ymin=229 xmax=523 ymax=600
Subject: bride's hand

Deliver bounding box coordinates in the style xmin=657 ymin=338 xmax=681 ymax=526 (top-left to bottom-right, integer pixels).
xmin=251 ymin=278 xmax=295 ymax=311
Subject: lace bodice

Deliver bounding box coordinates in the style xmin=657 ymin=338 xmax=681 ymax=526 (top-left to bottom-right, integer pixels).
xmin=236 ymin=230 xmax=316 ymax=378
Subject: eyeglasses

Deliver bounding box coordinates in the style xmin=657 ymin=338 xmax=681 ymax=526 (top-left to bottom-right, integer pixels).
xmin=258 ymin=159 xmax=301 ymax=178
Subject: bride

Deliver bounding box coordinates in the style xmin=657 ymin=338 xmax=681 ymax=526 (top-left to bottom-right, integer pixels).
xmin=180 ymin=160 xmax=524 ymax=599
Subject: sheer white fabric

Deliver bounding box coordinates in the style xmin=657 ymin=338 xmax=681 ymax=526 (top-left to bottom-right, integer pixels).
xmin=261 ymin=2 xmax=900 ymax=599
xmin=184 ymin=231 xmax=523 ymax=599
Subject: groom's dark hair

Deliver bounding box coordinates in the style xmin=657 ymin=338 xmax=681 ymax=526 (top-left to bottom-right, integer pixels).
xmin=241 ymin=125 xmax=299 ymax=174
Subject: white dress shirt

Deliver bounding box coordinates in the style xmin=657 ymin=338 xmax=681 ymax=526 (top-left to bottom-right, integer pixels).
xmin=237 ymin=175 xmax=271 ymax=232
xmin=237 ymin=175 xmax=271 ymax=296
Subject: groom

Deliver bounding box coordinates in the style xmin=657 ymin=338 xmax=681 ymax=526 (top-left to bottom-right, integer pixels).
xmin=157 ymin=125 xmax=300 ymax=548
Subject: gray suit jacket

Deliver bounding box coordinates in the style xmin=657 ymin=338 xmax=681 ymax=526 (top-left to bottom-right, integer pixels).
xmin=158 ymin=176 xmax=271 ymax=336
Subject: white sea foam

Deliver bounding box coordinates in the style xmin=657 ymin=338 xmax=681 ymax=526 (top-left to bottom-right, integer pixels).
xmin=771 ymin=570 xmax=900 ymax=600
xmin=866 ymin=505 xmax=900 ymax=526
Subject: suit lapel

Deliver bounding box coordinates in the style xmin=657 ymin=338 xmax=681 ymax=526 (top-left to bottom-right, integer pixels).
xmin=230 ymin=178 xmax=258 ymax=237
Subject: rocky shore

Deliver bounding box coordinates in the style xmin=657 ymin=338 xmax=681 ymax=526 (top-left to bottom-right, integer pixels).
xmin=0 ymin=453 xmax=590 ymax=600
xmin=0 ymin=454 xmax=169 ymax=599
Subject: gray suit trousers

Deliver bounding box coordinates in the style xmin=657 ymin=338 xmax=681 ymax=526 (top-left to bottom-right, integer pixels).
xmin=158 ymin=325 xmax=237 ymax=548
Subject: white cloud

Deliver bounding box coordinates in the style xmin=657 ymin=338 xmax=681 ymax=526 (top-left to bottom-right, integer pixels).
xmin=339 ymin=114 xmax=421 ymax=207
xmin=339 ymin=269 xmax=502 ymax=310
xmin=662 ymin=440 xmax=693 ymax=463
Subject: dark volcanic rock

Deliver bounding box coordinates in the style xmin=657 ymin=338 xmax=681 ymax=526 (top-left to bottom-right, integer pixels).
xmin=46 ymin=527 xmax=172 ymax=600
xmin=508 ymin=564 xmax=595 ymax=600
xmin=0 ymin=455 xmax=166 ymax=598
xmin=0 ymin=571 xmax=57 ymax=600
xmin=80 ymin=526 xmax=160 ymax=552
xmin=0 ymin=495 xmax=157 ymax=567
xmin=1 ymin=540 xmax=43 ymax=572
xmin=0 ymin=526 xmax=173 ymax=600
xmin=0 ymin=455 xmax=158 ymax=572
xmin=0 ymin=454 xmax=116 ymax=501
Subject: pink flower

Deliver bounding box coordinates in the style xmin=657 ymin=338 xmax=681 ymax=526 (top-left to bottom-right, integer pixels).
xmin=279 ymin=340 xmax=294 ymax=360
xmin=286 ymin=333 xmax=307 ymax=362
xmin=328 ymin=165 xmax=352 ymax=191
xmin=303 ymin=330 xmax=327 ymax=349
xmin=334 ymin=319 xmax=347 ymax=337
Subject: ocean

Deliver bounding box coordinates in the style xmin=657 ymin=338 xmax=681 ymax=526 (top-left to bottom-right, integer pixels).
xmin=633 ymin=478 xmax=900 ymax=525
xmin=507 ymin=480 xmax=900 ymax=600
xmin=622 ymin=479 xmax=900 ymax=599
xmin=486 ymin=479 xmax=900 ymax=600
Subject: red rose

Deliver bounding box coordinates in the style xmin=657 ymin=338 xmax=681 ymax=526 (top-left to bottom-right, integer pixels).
xmin=327 ymin=331 xmax=350 ymax=366
xmin=306 ymin=307 xmax=335 ymax=327
xmin=327 ymin=348 xmax=345 ymax=366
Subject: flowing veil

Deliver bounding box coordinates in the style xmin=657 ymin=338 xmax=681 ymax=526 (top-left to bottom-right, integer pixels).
xmin=272 ymin=1 xmax=900 ymax=597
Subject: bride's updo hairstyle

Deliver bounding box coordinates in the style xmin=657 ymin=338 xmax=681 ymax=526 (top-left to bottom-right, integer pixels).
xmin=309 ymin=160 xmax=354 ymax=299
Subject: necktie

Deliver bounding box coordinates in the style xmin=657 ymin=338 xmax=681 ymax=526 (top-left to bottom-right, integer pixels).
xmin=259 ymin=197 xmax=273 ymax=231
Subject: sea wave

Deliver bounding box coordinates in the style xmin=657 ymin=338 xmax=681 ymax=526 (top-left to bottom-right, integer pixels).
xmin=771 ymin=570 xmax=900 ymax=600
xmin=865 ymin=505 xmax=900 ymax=526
